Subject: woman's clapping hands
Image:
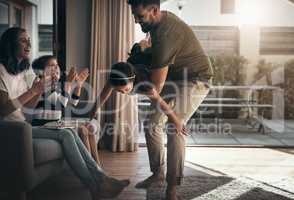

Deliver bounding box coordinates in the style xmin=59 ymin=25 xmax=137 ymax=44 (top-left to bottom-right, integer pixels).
xmin=30 ymin=77 xmax=46 ymax=95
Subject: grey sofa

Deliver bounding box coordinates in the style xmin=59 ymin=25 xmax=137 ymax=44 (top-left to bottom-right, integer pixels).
xmin=0 ymin=120 xmax=64 ymax=200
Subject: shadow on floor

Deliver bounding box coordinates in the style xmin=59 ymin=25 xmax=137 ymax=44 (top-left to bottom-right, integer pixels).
xmin=234 ymin=188 xmax=293 ymax=200
xmin=28 ymin=170 xmax=91 ymax=200
xmin=146 ymin=164 xmax=294 ymax=200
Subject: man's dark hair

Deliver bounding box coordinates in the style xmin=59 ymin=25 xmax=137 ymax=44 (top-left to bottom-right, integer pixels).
xmin=127 ymin=0 xmax=160 ymax=7
xmin=32 ymin=55 xmax=56 ymax=70
xmin=109 ymin=62 xmax=135 ymax=86
xmin=0 ymin=27 xmax=30 ymax=75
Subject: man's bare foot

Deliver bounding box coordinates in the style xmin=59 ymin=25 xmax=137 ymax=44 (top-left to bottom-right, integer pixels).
xmin=93 ymin=177 xmax=130 ymax=199
xmin=166 ymin=185 xmax=180 ymax=200
xmin=135 ymin=173 xmax=165 ymax=189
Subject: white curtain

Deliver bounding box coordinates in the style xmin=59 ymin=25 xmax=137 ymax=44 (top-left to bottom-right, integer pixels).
xmin=90 ymin=0 xmax=139 ymax=152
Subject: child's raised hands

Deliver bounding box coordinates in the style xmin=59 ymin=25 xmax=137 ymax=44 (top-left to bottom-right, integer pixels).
xmin=64 ymin=67 xmax=77 ymax=94
xmin=76 ymin=68 xmax=89 ymax=87
xmin=66 ymin=67 xmax=77 ymax=83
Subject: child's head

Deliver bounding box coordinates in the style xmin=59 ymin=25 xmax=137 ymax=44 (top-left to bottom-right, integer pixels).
xmin=32 ymin=55 xmax=60 ymax=83
xmin=127 ymin=42 xmax=152 ymax=66
xmin=109 ymin=62 xmax=135 ymax=94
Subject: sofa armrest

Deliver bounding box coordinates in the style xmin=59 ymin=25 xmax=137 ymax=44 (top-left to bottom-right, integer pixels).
xmin=0 ymin=120 xmax=34 ymax=191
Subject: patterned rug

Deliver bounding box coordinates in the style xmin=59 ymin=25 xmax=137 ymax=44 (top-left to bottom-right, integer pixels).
xmin=147 ymin=176 xmax=294 ymax=200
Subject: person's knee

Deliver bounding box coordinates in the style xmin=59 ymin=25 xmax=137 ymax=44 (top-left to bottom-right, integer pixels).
xmin=167 ymin=133 xmax=185 ymax=148
xmin=58 ymin=129 xmax=76 ymax=143
xmin=88 ymin=131 xmax=96 ymax=139
xmin=78 ymin=125 xmax=89 ymax=138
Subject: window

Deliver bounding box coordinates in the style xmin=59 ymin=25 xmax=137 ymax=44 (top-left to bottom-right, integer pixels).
xmin=39 ymin=24 xmax=53 ymax=52
xmin=221 ymin=0 xmax=235 ymax=14
xmin=13 ymin=7 xmax=23 ymax=27
xmin=0 ymin=2 xmax=9 ymax=36
xmin=191 ymin=26 xmax=239 ymax=56
xmin=260 ymin=27 xmax=294 ymax=55
xmin=0 ymin=1 xmax=25 ymax=36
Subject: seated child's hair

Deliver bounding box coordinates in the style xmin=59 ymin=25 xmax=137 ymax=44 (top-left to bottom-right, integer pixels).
xmin=109 ymin=62 xmax=135 ymax=86
xmin=32 ymin=55 xmax=56 ymax=71
xmin=32 ymin=55 xmax=56 ymax=78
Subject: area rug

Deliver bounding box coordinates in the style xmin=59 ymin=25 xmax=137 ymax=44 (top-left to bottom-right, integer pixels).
xmin=147 ymin=176 xmax=294 ymax=200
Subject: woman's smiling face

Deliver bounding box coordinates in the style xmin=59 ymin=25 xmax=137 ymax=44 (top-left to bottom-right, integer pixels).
xmin=16 ymin=31 xmax=31 ymax=61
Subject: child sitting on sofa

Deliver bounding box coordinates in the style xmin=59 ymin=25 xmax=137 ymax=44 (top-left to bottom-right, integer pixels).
xmin=31 ymin=55 xmax=100 ymax=165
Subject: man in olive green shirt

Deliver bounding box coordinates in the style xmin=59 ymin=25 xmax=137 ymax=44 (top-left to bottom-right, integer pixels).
xmin=128 ymin=1 xmax=213 ymax=199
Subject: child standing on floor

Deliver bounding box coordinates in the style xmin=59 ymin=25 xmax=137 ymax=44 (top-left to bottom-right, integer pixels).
xmin=31 ymin=55 xmax=100 ymax=165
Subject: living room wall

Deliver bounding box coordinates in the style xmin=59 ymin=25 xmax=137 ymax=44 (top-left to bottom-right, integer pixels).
xmin=66 ymin=0 xmax=92 ymax=72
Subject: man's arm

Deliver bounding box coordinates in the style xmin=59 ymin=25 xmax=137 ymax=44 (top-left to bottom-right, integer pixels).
xmin=89 ymin=81 xmax=114 ymax=119
xmin=149 ymin=66 xmax=169 ymax=94
xmin=150 ymin=32 xmax=181 ymax=93
xmin=140 ymin=88 xmax=187 ymax=135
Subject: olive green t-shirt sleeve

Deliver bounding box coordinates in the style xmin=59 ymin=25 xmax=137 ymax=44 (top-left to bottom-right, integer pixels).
xmin=151 ymin=33 xmax=184 ymax=69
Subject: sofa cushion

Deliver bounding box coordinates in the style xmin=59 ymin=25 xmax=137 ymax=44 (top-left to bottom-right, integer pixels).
xmin=33 ymin=139 xmax=63 ymax=166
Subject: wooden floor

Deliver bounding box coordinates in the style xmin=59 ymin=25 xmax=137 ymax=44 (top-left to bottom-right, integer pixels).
xmin=28 ymin=147 xmax=294 ymax=200
xmin=30 ymin=148 xmax=204 ymax=200
xmin=100 ymin=148 xmax=151 ymax=200
xmin=29 ymin=148 xmax=153 ymax=200
xmin=94 ymin=147 xmax=294 ymax=200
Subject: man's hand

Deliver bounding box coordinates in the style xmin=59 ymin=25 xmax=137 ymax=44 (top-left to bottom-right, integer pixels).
xmin=174 ymin=120 xmax=188 ymax=136
xmin=139 ymin=33 xmax=152 ymax=52
xmin=139 ymin=39 xmax=151 ymax=52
